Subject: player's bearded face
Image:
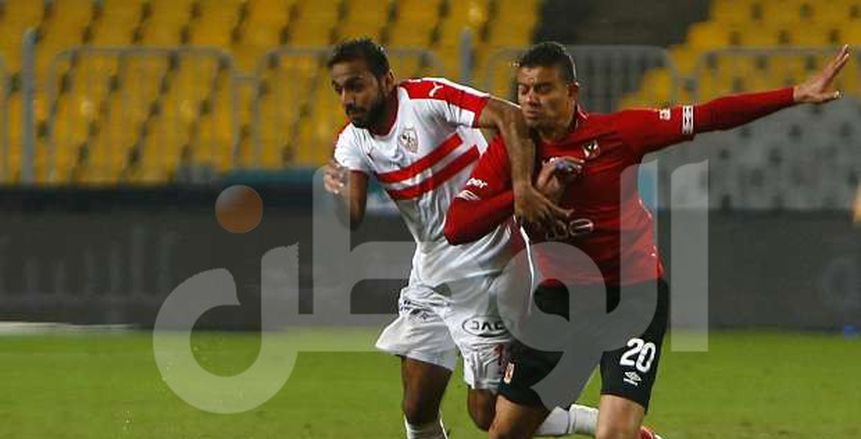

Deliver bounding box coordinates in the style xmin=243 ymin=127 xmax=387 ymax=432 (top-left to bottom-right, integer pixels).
xmin=330 ymin=62 xmax=390 ymax=129
xmin=516 ymin=67 xmax=577 ymax=130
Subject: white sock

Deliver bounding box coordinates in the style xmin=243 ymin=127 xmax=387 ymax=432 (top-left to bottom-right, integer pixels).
xmin=535 ymin=407 xmax=571 ymax=436
xmin=535 ymin=404 xmax=599 ymax=437
xmin=568 ymin=404 xmax=598 ymax=436
xmin=405 ymin=416 xmax=449 ymax=439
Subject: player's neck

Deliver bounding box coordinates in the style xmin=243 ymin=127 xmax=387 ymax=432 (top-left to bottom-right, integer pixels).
xmin=537 ymin=113 xmax=577 ymax=143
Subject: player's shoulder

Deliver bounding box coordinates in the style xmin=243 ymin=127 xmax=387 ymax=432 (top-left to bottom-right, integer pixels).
xmin=583 ymin=107 xmax=657 ymax=132
xmin=399 ymin=77 xmax=486 ymax=100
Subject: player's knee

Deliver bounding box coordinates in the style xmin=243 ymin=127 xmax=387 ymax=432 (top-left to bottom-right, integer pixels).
xmin=596 ymin=423 xmax=640 ymax=439
xmin=468 ymin=406 xmax=494 ymax=431
xmin=402 ymin=397 xmax=439 ymax=425
xmin=488 ymin=421 xmax=524 ymax=439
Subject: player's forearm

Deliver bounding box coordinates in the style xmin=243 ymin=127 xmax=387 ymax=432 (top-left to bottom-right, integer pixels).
xmin=444 ymin=191 xmax=515 ymax=245
xmin=500 ymin=113 xmax=537 ymax=193
xmin=481 ymin=99 xmax=536 ymax=191
xmin=333 ymin=172 xmax=368 ymax=230
xmin=695 ymin=87 xmax=796 ymax=133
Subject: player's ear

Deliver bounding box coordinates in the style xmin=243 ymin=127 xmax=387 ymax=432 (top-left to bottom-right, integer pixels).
xmin=382 ymin=70 xmax=396 ymax=92
xmin=567 ymin=81 xmax=580 ymax=99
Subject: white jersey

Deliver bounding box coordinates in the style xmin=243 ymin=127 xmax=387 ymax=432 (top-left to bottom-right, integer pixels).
xmin=334 ymin=78 xmax=515 ymax=286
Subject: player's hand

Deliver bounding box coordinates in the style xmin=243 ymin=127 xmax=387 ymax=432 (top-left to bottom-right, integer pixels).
xmin=536 ymin=156 xmax=583 ymax=203
xmin=323 ymin=159 xmax=348 ymax=195
xmin=513 ymin=182 xmax=573 ymax=229
xmin=794 ymin=45 xmax=851 ymax=104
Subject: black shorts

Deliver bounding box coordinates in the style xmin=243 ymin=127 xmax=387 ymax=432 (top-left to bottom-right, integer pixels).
xmin=498 ymin=278 xmax=669 ymax=411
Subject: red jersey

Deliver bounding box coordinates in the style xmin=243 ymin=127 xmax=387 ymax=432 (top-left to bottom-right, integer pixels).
xmin=444 ymin=88 xmax=796 ymax=286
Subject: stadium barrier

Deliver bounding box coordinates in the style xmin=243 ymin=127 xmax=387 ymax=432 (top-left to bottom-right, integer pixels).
xmin=482 ymin=45 xmax=680 ymax=112
xmin=0 ymin=187 xmax=856 ymax=331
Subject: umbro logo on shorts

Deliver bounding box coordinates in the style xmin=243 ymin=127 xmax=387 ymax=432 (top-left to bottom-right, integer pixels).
xmin=624 ymin=371 xmax=642 ymax=386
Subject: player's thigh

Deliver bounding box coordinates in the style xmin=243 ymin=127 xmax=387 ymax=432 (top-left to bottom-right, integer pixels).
xmin=488 ymin=395 xmax=549 ymax=439
xmin=599 ymin=279 xmax=669 ymax=411
xmin=442 ymin=275 xmax=512 ymax=390
xmin=376 ymin=283 xmax=460 ymax=371
xmin=400 ymin=356 xmax=453 ymax=423
xmin=596 ymin=394 xmax=645 ymax=439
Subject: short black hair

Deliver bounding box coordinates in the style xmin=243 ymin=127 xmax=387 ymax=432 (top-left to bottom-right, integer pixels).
xmin=516 ymin=41 xmax=577 ymax=84
xmin=327 ymin=38 xmax=390 ymax=78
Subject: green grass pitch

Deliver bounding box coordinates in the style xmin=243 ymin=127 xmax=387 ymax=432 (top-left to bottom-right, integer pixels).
xmin=0 ymin=329 xmax=859 ymax=438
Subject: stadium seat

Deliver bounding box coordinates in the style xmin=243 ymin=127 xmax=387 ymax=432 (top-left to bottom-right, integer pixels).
xmin=387 ymin=0 xmax=440 ymax=47
xmin=89 ymin=0 xmax=141 ymax=45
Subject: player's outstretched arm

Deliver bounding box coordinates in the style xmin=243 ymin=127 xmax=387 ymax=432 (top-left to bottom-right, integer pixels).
xmin=476 ymin=97 xmax=571 ymax=227
xmin=324 ymin=159 xmax=369 ymax=230
xmin=621 ymin=45 xmax=853 ymax=156
xmin=793 ymin=45 xmax=851 ymax=104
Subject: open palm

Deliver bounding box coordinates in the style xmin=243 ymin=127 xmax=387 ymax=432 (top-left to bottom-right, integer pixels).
xmin=794 ymin=45 xmax=851 ymax=104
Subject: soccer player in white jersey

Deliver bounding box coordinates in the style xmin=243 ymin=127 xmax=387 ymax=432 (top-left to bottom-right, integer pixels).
xmin=322 ymin=38 xmax=601 ymax=438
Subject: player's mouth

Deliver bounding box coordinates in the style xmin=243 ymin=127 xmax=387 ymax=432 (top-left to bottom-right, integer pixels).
xmin=523 ymin=110 xmax=543 ymax=120
xmin=347 ymin=109 xmax=366 ymax=119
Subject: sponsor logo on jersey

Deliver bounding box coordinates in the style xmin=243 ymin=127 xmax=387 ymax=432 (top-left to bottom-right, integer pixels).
xmin=462 ymin=316 xmax=507 ymax=338
xmin=658 ymin=108 xmax=672 ymax=121
xmin=466 ymin=178 xmax=488 ymax=189
xmin=399 ymin=127 xmax=419 ymax=153
xmin=623 ymin=371 xmax=642 ymax=386
xmin=544 ymin=218 xmax=595 ymax=241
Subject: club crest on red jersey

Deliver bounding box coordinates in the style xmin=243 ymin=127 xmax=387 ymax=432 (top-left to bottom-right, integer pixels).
xmin=582 ymin=140 xmax=600 ymax=160
xmin=399 ymin=127 xmax=419 ymax=153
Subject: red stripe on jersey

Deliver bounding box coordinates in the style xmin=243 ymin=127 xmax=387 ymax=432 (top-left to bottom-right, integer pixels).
xmin=376 ymin=133 xmax=463 ymax=183
xmin=400 ymin=80 xmax=488 ymax=115
xmin=386 ymin=146 xmax=480 ymax=200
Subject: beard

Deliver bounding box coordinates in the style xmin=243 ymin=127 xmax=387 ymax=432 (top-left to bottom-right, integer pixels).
xmin=347 ymin=88 xmax=388 ymax=130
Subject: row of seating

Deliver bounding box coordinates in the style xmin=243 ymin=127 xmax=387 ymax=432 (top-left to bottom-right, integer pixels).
xmin=658 ymin=98 xmax=860 ymax=210
xmin=0 ymin=0 xmax=541 ymax=183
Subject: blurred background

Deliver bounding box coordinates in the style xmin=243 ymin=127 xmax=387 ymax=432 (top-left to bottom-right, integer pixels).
xmin=0 ymin=0 xmax=858 ymax=331
xmin=0 ymin=1 xmax=859 ymax=437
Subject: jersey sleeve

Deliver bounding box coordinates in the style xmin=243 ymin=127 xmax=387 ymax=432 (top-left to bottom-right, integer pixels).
xmin=332 ymin=127 xmax=371 ymax=174
xmin=615 ymin=106 xmax=697 ymax=159
xmin=618 ymin=87 xmax=796 ymax=158
xmin=444 ymin=137 xmax=515 ymax=245
xmin=401 ymin=78 xmax=490 ymax=128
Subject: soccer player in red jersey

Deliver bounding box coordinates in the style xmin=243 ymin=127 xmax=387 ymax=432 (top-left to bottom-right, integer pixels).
xmin=444 ymin=42 xmax=850 ymax=439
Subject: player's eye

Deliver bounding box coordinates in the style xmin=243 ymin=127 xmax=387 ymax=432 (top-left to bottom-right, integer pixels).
xmin=535 ymin=84 xmax=552 ymax=94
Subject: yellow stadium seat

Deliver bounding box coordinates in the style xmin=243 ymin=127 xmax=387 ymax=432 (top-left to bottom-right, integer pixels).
xmin=142 ymin=0 xmax=193 ymax=45
xmin=710 ymin=0 xmax=755 ymax=24
xmin=387 ymin=0 xmax=440 ymax=46
xmin=90 ymin=0 xmax=141 ymax=45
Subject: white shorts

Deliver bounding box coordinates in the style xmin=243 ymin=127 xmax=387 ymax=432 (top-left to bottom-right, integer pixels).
xmin=375 ymin=274 xmax=512 ymax=390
